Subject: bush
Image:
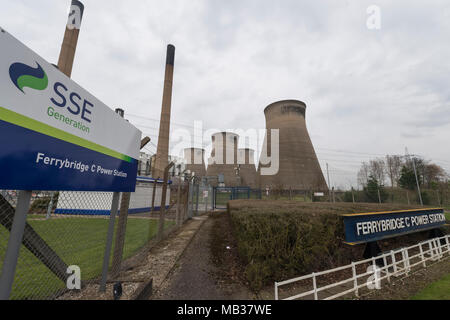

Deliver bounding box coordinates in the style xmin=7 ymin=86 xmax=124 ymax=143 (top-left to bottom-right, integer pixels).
xmin=419 ymin=191 xmax=430 ymax=205
xmin=343 ymin=191 xmax=354 ymax=202
xmin=364 ymin=175 xmax=388 ymax=203
xmin=228 ymin=200 xmax=425 ymax=292
xmin=29 ymin=192 xmax=59 ymax=214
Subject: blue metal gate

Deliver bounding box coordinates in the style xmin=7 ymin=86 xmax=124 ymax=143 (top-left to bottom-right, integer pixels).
xmin=213 ymin=187 xmax=261 ymax=209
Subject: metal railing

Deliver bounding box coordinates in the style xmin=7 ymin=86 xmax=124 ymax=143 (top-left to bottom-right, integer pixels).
xmin=275 ymin=234 xmax=450 ymax=300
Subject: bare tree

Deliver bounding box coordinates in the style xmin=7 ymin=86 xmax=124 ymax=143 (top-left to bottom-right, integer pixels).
xmin=385 ymin=155 xmax=403 ymax=188
xmin=369 ymin=158 xmax=386 ymax=185
xmin=357 ymin=162 xmax=370 ymax=188
xmin=423 ymin=163 xmax=447 ymax=188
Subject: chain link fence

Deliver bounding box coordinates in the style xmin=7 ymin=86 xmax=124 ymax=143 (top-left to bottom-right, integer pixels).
xmin=254 ymin=187 xmax=450 ymax=207
xmin=0 ymin=176 xmax=199 ymax=300
xmin=331 ymin=188 xmax=450 ymax=207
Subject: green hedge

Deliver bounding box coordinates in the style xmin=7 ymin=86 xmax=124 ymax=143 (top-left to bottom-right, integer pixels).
xmin=228 ymin=200 xmax=437 ymax=292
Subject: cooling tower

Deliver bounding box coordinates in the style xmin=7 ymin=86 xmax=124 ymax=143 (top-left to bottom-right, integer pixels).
xmin=237 ymin=148 xmax=257 ymax=188
xmin=258 ymin=100 xmax=328 ymax=191
xmin=206 ymin=132 xmax=240 ymax=187
xmin=184 ymin=148 xmax=206 ymax=178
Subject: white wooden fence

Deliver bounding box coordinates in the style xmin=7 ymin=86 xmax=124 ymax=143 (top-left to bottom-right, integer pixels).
xmin=275 ymin=235 xmax=450 ymax=300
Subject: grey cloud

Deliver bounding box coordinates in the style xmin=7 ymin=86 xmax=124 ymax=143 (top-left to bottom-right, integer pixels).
xmin=1 ymin=0 xmax=449 ymax=189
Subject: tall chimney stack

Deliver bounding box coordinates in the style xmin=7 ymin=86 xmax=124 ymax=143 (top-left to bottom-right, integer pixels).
xmin=57 ymin=0 xmax=84 ymax=77
xmin=153 ymin=44 xmax=175 ymax=178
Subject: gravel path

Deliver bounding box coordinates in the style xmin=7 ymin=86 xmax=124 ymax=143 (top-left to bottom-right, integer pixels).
xmin=152 ymin=213 xmax=252 ymax=300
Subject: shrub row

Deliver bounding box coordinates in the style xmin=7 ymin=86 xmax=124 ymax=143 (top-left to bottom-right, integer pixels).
xmin=228 ymin=200 xmax=436 ymax=292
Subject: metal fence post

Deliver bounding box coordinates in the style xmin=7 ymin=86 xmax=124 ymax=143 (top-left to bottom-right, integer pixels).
xmin=46 ymin=191 xmax=55 ymax=220
xmin=148 ymin=177 xmax=159 ymax=238
xmin=204 ymin=187 xmax=208 ymax=212
xmin=0 ymin=190 xmax=32 ymax=300
xmin=158 ymin=162 xmax=174 ymax=240
xmin=175 ymin=180 xmax=182 ymax=227
xmin=195 ymin=183 xmax=200 ymax=216
xmin=188 ymin=179 xmax=194 ymax=219
xmin=99 ymin=191 xmax=120 ymax=292
xmin=111 ymin=192 xmax=131 ymax=278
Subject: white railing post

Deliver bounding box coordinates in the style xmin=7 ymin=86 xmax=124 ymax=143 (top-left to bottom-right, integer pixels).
xmin=436 ymin=238 xmax=443 ymax=260
xmin=275 ymin=235 xmax=450 ymax=301
xmin=312 ymin=273 xmax=318 ymax=300
xmin=403 ymin=249 xmax=410 ymax=274
xmin=400 ymin=250 xmax=406 ymax=275
xmin=383 ymin=255 xmax=390 ymax=283
xmin=428 ymin=241 xmax=435 ymax=261
xmin=391 ymin=250 xmax=397 ymax=275
xmin=274 ymin=282 xmax=278 ymax=300
xmin=352 ymin=262 xmax=358 ymax=297
xmin=419 ymin=242 xmax=426 ymax=267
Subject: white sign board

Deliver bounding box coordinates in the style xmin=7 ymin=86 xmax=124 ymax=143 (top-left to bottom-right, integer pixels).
xmin=0 ymin=28 xmax=141 ymax=191
xmin=314 ymin=192 xmax=325 ymax=197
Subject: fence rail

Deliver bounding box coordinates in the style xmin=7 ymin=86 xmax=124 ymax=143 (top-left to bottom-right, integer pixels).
xmin=0 ymin=176 xmax=213 ymax=300
xmin=275 ymin=235 xmax=450 ymax=300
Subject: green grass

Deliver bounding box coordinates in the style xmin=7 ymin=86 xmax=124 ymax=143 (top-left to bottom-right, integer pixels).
xmin=412 ymin=273 xmax=450 ymax=300
xmin=0 ymin=216 xmax=174 ymax=299
xmin=446 ymin=212 xmax=450 ymax=221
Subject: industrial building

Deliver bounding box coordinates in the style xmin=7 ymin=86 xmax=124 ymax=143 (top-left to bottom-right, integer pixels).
xmin=206 ymin=132 xmax=241 ymax=187
xmin=237 ymin=148 xmax=258 ymax=188
xmin=184 ymin=148 xmax=206 ymax=178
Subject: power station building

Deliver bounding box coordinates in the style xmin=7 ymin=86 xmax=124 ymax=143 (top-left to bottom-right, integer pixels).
xmin=237 ymin=148 xmax=257 ymax=188
xmin=206 ymin=132 xmax=240 ymax=187
xmin=162 ymin=100 xmax=327 ymax=191
xmin=258 ymin=100 xmax=328 ymax=191
xmin=184 ymin=147 xmax=206 ymax=178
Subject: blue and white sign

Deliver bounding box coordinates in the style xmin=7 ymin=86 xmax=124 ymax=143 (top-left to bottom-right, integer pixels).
xmin=343 ymin=208 xmax=447 ymax=245
xmin=0 ymin=28 xmax=141 ymax=192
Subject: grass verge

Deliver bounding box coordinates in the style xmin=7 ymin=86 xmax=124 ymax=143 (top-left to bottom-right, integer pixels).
xmin=0 ymin=216 xmax=174 ymax=299
xmin=411 ymin=273 xmax=450 ymax=300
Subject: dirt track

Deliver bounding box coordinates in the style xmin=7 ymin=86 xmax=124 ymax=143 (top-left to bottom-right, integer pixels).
xmin=152 ymin=212 xmax=253 ymax=300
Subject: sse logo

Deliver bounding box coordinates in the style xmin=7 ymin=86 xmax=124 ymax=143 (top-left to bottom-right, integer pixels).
xmin=9 ymin=61 xmax=48 ymax=93
xmin=9 ymin=61 xmax=93 ymax=123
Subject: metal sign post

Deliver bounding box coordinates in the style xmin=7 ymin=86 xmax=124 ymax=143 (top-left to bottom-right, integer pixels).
xmin=99 ymin=191 xmax=120 ymax=292
xmin=0 ymin=190 xmax=32 ymax=299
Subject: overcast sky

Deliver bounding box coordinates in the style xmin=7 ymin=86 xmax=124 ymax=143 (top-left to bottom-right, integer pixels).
xmin=2 ymin=0 xmax=450 ymax=189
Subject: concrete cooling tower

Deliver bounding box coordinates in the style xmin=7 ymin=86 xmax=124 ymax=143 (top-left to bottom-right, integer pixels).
xmin=206 ymin=132 xmax=240 ymax=187
xmin=183 ymin=148 xmax=206 ymax=178
xmin=237 ymin=148 xmax=257 ymax=188
xmin=258 ymin=100 xmax=328 ymax=191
